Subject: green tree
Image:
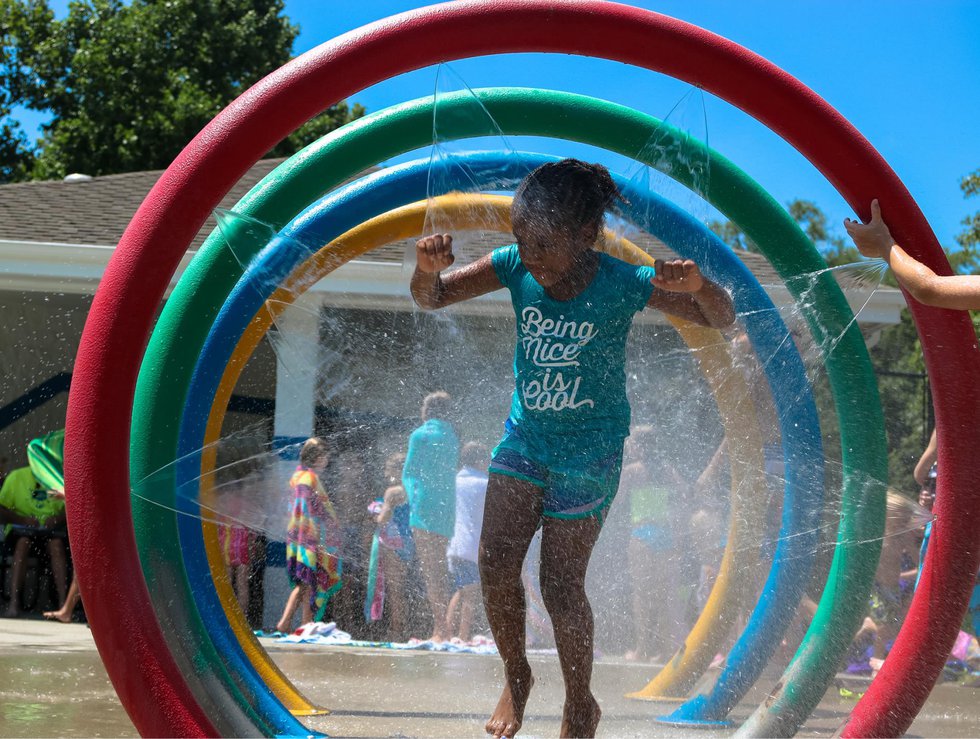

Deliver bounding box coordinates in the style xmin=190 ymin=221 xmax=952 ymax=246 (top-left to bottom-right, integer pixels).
xmin=706 ymin=218 xmax=756 ymax=252
xmin=0 ymin=0 xmax=363 ymax=182
xmin=0 ymin=0 xmax=45 ymax=181
xmin=785 ymin=199 xmax=858 ymax=267
xmin=953 ymin=168 xmax=980 ymax=266
xmin=708 ymin=198 xmax=858 ymax=266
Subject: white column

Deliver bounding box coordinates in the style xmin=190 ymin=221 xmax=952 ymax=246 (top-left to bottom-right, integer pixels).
xmin=265 ymin=292 xmax=322 ymax=631
xmin=272 ymin=293 xmax=322 ymax=441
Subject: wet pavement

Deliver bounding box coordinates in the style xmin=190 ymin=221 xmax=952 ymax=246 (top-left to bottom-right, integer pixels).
xmin=1 ymin=618 xmax=977 ymax=737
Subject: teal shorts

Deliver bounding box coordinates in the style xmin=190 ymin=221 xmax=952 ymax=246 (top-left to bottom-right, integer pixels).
xmin=488 ymin=418 xmax=625 ymax=524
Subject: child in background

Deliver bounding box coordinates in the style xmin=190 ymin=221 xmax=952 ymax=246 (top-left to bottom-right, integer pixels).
xmin=620 ymin=425 xmax=687 ymax=663
xmin=446 ymin=442 xmax=490 ymax=642
xmin=865 ymin=491 xmax=925 ymax=674
xmin=1 ymin=466 xmax=68 ymax=617
xmin=845 ymin=199 xmax=980 ymax=310
xmin=276 ymin=437 xmax=342 ymax=634
xmin=365 ymin=452 xmax=414 ymax=640
xmin=411 ymin=158 xmax=734 ymax=738
xmin=215 ymin=446 xmax=259 ymax=613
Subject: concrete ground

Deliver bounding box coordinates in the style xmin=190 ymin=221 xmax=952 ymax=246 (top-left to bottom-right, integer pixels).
xmin=1 ymin=617 xmax=978 ymax=737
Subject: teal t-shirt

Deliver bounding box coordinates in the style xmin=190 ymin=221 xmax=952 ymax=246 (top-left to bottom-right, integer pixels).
xmin=402 ymin=418 xmax=460 ymax=539
xmin=491 ymin=244 xmax=655 ymax=441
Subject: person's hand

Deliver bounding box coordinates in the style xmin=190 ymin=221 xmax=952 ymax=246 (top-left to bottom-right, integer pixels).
xmin=652 ymin=258 xmax=704 ymax=293
xmin=375 ymin=502 xmax=393 ymax=526
xmin=844 ymin=199 xmax=896 ymax=260
xmin=416 ymin=234 xmax=455 ymax=273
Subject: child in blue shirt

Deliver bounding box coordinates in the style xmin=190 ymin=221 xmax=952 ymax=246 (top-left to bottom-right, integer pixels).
xmin=410 ymin=158 xmax=734 ymax=739
xmin=402 ymin=390 xmax=460 ymax=642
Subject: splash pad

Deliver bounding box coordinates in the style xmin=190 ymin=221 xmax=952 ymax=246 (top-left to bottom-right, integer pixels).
xmin=63 ymin=2 xmax=980 ymax=737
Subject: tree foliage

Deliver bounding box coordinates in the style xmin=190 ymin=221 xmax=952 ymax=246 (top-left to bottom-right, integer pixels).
xmin=708 ymin=198 xmax=859 ymax=267
xmin=955 ymin=168 xmax=980 ymax=257
xmin=0 ymin=0 xmax=363 ymax=182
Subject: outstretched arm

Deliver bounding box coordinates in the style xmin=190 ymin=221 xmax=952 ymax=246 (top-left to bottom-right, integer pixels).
xmin=645 ymin=259 xmax=735 ymax=328
xmin=845 ymin=200 xmax=980 ymax=310
xmin=913 ymin=428 xmax=937 ymax=488
xmin=410 ymin=234 xmax=503 ymax=310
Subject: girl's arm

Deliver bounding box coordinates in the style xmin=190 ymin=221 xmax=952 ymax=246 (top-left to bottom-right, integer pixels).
xmin=845 ymin=200 xmax=980 ymax=310
xmin=645 ymin=259 xmax=736 ymax=329
xmin=913 ymin=428 xmax=937 ymax=488
xmin=411 ymin=234 xmax=503 ymax=310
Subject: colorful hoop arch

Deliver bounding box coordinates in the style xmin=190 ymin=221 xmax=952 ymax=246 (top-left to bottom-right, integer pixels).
xmin=135 ymin=85 xmax=837 ymax=726
xmin=131 ymin=87 xmax=829 ymax=731
xmin=65 ymin=3 xmax=980 ymax=737
xmin=131 ymin=85 xmax=879 ymax=733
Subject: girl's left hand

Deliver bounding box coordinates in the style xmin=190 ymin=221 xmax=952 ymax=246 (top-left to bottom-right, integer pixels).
xmin=844 ymin=199 xmax=895 ymax=260
xmin=652 ymin=259 xmax=704 ymax=293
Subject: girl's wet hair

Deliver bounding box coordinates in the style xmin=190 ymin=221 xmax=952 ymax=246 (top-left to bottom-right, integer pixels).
xmin=511 ymin=158 xmax=625 ymax=238
xmin=299 ymin=436 xmax=329 ymax=467
xmin=421 ymin=390 xmax=452 ymax=421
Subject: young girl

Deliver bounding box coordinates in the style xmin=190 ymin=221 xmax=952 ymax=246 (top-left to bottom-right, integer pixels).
xmin=845 ymin=199 xmax=980 ymax=310
xmin=276 ymin=437 xmax=342 ymax=634
xmin=410 ymin=159 xmax=735 ymax=739
xmin=365 ymin=452 xmax=414 ymax=640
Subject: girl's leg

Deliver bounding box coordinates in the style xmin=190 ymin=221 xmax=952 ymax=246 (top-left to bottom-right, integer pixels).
xmin=539 ymin=515 xmax=603 ymax=739
xmin=300 ymin=584 xmax=313 ymax=625
xmin=627 ymin=537 xmax=657 ymax=661
xmin=413 ymin=529 xmax=452 ymax=642
xmin=480 ymin=474 xmax=543 ymax=739
xmin=276 ymin=584 xmax=303 ymax=633
xmin=46 ymin=538 xmax=68 ymax=605
xmin=383 ymin=550 xmax=408 ymax=641
xmin=458 ymin=584 xmax=480 ymax=642
xmin=233 ymin=565 xmax=250 ymax=612
xmin=446 ymin=588 xmax=463 ymax=638
xmin=5 ymin=537 xmax=31 ymax=617
xmin=44 ymin=575 xmax=82 ymax=622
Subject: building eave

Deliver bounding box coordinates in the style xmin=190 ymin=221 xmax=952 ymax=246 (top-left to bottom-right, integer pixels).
xmin=0 ymin=239 xmax=906 ymax=327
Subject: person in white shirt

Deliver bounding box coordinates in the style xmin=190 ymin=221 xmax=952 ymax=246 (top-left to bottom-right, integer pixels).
xmin=446 ymin=442 xmax=490 ymax=641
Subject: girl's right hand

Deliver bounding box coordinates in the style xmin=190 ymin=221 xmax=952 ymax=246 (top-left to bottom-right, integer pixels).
xmin=416 ymin=234 xmax=455 ymax=273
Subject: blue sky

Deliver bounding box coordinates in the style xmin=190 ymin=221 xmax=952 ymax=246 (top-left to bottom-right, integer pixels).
xmin=18 ymin=0 xmax=980 ymax=248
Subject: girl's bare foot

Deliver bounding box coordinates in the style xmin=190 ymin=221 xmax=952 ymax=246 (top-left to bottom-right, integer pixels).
xmin=43 ymin=609 xmax=72 ymax=623
xmin=486 ymin=672 xmax=534 ymax=738
xmin=275 ymin=619 xmax=291 ymax=634
xmin=560 ymin=693 xmax=601 ymax=739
